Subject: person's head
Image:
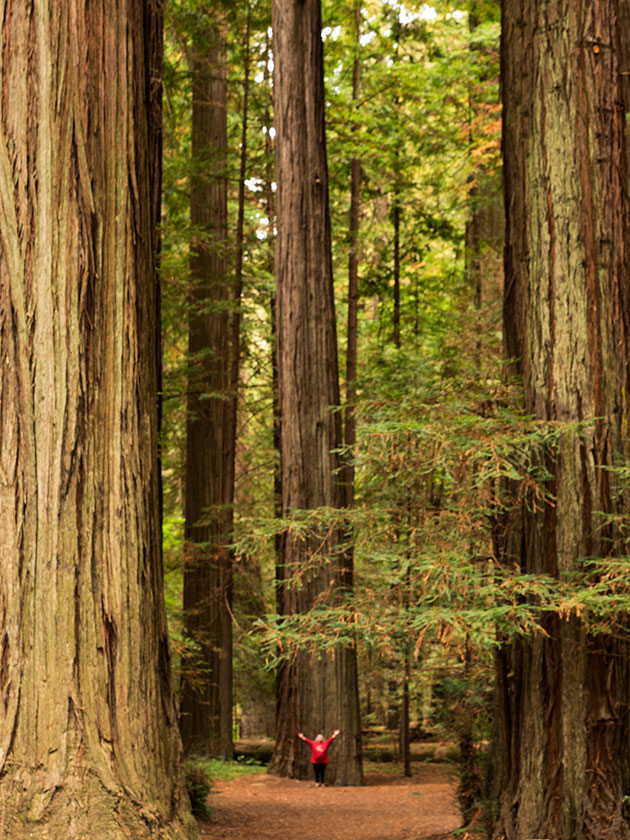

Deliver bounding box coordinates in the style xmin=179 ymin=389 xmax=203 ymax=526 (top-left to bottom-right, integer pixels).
xmin=315 ymin=734 xmax=324 ymax=742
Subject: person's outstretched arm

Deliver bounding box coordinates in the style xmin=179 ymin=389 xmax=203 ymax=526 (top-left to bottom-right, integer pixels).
xmin=321 ymin=730 xmax=340 ymax=748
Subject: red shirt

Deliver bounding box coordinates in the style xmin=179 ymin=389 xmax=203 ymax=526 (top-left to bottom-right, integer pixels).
xmin=303 ymin=736 xmax=335 ymax=764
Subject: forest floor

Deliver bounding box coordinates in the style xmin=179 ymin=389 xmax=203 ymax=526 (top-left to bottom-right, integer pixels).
xmin=198 ymin=763 xmax=463 ymax=840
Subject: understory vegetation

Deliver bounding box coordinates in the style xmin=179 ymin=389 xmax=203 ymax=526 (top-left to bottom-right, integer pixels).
xmin=162 ymin=0 xmax=630 ymax=830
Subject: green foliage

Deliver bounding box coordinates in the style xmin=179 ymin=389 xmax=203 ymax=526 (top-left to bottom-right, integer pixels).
xmin=163 ymin=515 xmax=187 ymax=689
xmin=183 ymin=755 xmax=266 ymax=822
xmin=183 ymin=759 xmax=213 ymax=820
xmin=162 ymin=0 xmax=278 ymax=724
xmin=189 ymin=755 xmax=267 ymax=781
xmin=159 ymin=0 xmax=516 ymax=748
xmin=160 ymin=0 xmax=630 ymax=779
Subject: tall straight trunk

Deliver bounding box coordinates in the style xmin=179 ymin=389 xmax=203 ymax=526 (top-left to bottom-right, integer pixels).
xmin=458 ymin=3 xmax=503 ymax=814
xmin=464 ymin=2 xmax=503 ymax=363
xmin=392 ymin=194 xmax=401 ymax=349
xmin=269 ymin=0 xmax=363 ymax=786
xmin=400 ymin=565 xmax=411 ymax=778
xmin=229 ymin=8 xmax=250 ymax=465
xmin=262 ymin=30 xmax=284 ymax=607
xmin=181 ymin=10 xmax=233 ymax=759
xmin=495 ymin=2 xmax=630 ymax=837
xmin=391 ymin=15 xmax=402 ymax=349
xmin=0 ymin=3 xmax=194 ymax=837
xmin=344 ymin=2 xmax=362 ymax=508
xmin=149 ymin=0 xmax=165 ymax=492
xmin=390 ymin=13 xmax=409 ymax=760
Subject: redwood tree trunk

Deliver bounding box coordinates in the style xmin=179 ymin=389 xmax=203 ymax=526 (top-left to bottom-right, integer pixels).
xmin=495 ymin=2 xmax=630 ymax=837
xmin=269 ymin=0 xmax=363 ymax=786
xmin=180 ymin=8 xmax=234 ymax=760
xmin=0 ymin=2 xmax=194 ymax=837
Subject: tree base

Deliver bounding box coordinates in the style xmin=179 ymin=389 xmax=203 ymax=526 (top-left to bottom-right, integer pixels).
xmin=0 ymin=772 xmax=197 ymax=840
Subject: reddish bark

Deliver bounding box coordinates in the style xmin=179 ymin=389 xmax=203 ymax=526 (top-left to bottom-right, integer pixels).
xmin=496 ymin=2 xmax=630 ymax=837
xmin=0 ymin=2 xmax=193 ymax=836
xmin=269 ymin=0 xmax=363 ymax=786
xmin=181 ymin=8 xmax=234 ymax=760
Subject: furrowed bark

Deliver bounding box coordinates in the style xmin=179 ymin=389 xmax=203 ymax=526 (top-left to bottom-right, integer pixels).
xmin=495 ymin=2 xmax=630 ymax=837
xmin=0 ymin=2 xmax=194 ymax=837
xmin=269 ymin=0 xmax=363 ymax=786
xmin=180 ymin=7 xmax=234 ymax=760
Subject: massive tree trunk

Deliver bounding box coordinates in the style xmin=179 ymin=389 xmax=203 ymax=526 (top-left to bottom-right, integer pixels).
xmin=269 ymin=0 xmax=363 ymax=786
xmin=495 ymin=2 xmax=630 ymax=838
xmin=0 ymin=2 xmax=195 ymax=838
xmin=180 ymin=9 xmax=234 ymax=760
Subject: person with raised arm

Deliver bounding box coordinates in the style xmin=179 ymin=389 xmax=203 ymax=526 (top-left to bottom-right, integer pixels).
xmin=298 ymin=729 xmax=341 ymax=787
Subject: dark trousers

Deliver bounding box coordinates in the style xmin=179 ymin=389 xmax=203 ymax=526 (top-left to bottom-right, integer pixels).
xmin=313 ymin=763 xmax=326 ymax=784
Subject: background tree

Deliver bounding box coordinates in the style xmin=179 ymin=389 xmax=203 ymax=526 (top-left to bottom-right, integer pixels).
xmin=494 ymin=1 xmax=630 ymax=837
xmin=161 ymin=0 xmax=280 ymax=743
xmin=180 ymin=2 xmax=234 ymax=759
xmin=268 ymin=0 xmax=363 ymax=785
xmin=0 ymin=2 xmax=194 ymax=837
xmin=343 ymin=1 xmax=362 ymax=512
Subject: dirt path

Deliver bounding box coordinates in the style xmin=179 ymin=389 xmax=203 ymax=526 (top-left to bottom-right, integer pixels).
xmin=199 ymin=765 xmax=461 ymax=840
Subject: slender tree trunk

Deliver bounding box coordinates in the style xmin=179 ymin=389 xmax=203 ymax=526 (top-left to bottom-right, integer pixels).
xmin=392 ymin=15 xmax=402 ymax=349
xmin=400 ymin=566 xmax=411 ymax=778
xmin=392 ymin=195 xmax=401 ymax=349
xmin=0 ymin=3 xmax=194 ymax=837
xmin=344 ymin=2 xmax=362 ymax=508
xmin=389 ymin=15 xmax=410 ymax=758
xmin=495 ymin=2 xmax=630 ymax=837
xmin=400 ymin=668 xmax=411 ymax=775
xmin=269 ymin=0 xmax=363 ymax=786
xmin=464 ymin=3 xmax=503 ymax=366
xmin=149 ymin=0 xmax=165 ymax=497
xmin=229 ymin=8 xmax=250 ymax=459
xmin=181 ymin=8 xmax=233 ymax=760
xmin=456 ymin=3 xmax=503 ymax=816
xmin=261 ymin=30 xmax=284 ymax=612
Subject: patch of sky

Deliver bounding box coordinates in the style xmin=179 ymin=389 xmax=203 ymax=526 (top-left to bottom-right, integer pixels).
xmin=255 ymin=216 xmax=269 ymax=240
xmin=382 ymin=1 xmax=440 ymax=22
xmin=418 ymin=4 xmax=438 ymax=21
xmin=245 ymin=177 xmax=264 ymax=193
xmin=322 ymin=25 xmax=342 ymax=41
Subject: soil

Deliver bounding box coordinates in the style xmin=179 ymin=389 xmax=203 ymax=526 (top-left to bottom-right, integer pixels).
xmin=198 ymin=764 xmax=462 ymax=840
